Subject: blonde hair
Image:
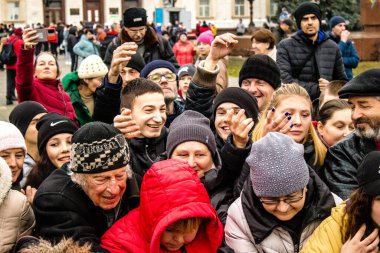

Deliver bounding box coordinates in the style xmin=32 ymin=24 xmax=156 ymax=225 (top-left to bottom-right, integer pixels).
xmin=20 ymin=238 xmax=91 ymax=253
xmin=168 ymin=217 xmax=203 ymax=233
xmin=252 ymin=83 xmax=326 ymax=166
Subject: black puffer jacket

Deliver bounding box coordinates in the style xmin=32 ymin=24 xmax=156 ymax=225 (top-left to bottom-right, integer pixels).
xmin=103 ymin=28 xmax=179 ymax=68
xmin=129 ymin=128 xmax=168 ymax=185
xmin=321 ymin=132 xmax=376 ymax=200
xmin=31 ymin=164 xmax=140 ymax=252
xmin=277 ymin=31 xmax=347 ymax=101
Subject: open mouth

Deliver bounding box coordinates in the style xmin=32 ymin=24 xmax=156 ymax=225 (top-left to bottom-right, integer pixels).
xmin=57 ymin=156 xmax=70 ymax=162
xmin=147 ymin=124 xmax=162 ymax=129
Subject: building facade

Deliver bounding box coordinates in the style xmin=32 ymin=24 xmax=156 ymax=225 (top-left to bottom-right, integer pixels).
xmin=0 ymin=0 xmax=276 ymax=30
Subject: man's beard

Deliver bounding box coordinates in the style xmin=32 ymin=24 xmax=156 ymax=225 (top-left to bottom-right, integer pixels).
xmin=354 ymin=116 xmax=380 ymax=140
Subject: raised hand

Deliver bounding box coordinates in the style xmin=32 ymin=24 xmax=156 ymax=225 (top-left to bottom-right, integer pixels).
xmin=22 ymin=28 xmax=38 ymax=50
xmin=226 ymin=109 xmax=254 ymax=149
xmin=108 ymin=42 xmax=138 ymax=83
xmin=204 ymin=33 xmax=238 ymax=71
xmin=113 ymin=108 xmax=141 ymax=139
xmin=262 ymin=107 xmax=293 ymax=137
xmin=341 ymin=225 xmax=379 ymax=253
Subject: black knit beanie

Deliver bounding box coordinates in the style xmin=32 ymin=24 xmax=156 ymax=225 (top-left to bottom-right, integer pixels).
xmin=69 ymin=122 xmax=130 ymax=174
xmin=239 ymin=54 xmax=281 ymax=89
xmin=213 ymin=87 xmax=259 ymax=125
xmin=294 ymin=2 xmax=322 ymax=29
xmin=37 ymin=113 xmax=78 ymax=155
xmin=123 ymin=7 xmax=147 ymax=28
xmin=167 ymin=110 xmax=216 ymax=158
xmin=126 ymin=53 xmax=146 ymax=73
xmin=9 ymin=101 xmax=48 ymax=136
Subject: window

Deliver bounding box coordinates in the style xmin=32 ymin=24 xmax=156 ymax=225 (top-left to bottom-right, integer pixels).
xmin=7 ymin=1 xmax=20 ymax=20
xmin=109 ymin=8 xmax=119 ymax=15
xmin=199 ymin=0 xmax=210 ymax=17
xmin=70 ymin=8 xmax=80 ymax=15
xmin=235 ymin=0 xmax=245 ymax=16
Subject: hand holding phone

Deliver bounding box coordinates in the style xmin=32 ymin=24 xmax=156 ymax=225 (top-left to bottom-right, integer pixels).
xmin=35 ymin=29 xmax=48 ymax=43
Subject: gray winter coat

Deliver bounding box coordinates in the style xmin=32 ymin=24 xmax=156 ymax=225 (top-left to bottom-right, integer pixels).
xmin=277 ymin=31 xmax=347 ymax=101
xmin=321 ymin=132 xmax=377 ymax=200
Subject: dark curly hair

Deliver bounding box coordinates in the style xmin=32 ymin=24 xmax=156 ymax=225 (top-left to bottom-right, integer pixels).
xmin=344 ymin=187 xmax=377 ymax=242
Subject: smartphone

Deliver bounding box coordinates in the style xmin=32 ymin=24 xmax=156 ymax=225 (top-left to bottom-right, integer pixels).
xmin=35 ymin=29 xmax=48 ymax=43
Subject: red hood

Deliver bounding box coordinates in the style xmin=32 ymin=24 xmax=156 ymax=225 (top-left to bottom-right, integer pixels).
xmin=141 ymin=159 xmax=223 ymax=252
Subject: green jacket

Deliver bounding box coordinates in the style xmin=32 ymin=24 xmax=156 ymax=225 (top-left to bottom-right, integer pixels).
xmin=62 ymin=71 xmax=92 ymax=126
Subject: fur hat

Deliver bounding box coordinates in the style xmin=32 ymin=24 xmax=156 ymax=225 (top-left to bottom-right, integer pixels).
xmin=69 ymin=122 xmax=130 ymax=174
xmin=77 ymin=55 xmax=108 ymax=79
xmin=167 ymin=110 xmax=216 ymax=158
xmin=0 ymin=121 xmax=26 ymax=154
xmin=239 ymin=54 xmax=281 ymax=89
xmin=123 ymin=7 xmax=147 ymax=28
xmin=338 ymin=68 xmax=380 ymax=98
xmin=9 ymin=101 xmax=47 ymax=136
xmin=247 ymin=132 xmax=309 ymax=197
xmin=294 ymin=2 xmax=322 ymax=29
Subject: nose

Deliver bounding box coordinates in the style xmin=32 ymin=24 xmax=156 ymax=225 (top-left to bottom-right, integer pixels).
xmin=351 ymin=108 xmax=364 ymax=121
xmin=152 ymin=111 xmax=163 ymax=123
xmin=247 ymin=82 xmax=258 ymax=95
xmin=343 ymin=126 xmax=352 ymax=137
xmin=276 ymin=200 xmax=290 ymax=212
xmin=7 ymin=155 xmax=17 ymax=168
xmin=62 ymin=142 xmax=70 ymax=153
xmin=187 ymin=155 xmax=196 ymax=168
xmin=292 ymin=114 xmax=302 ymax=125
xmin=106 ymin=179 xmax=120 ymax=194
xmin=173 ymin=234 xmax=185 ymax=244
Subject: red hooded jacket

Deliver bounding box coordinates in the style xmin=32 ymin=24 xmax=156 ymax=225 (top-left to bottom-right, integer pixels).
xmin=15 ymin=48 xmax=77 ymax=122
xmin=101 ymin=159 xmax=224 ymax=253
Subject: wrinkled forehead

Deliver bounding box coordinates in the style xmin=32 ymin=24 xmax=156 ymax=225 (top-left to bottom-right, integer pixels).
xmin=148 ymin=67 xmax=174 ymax=76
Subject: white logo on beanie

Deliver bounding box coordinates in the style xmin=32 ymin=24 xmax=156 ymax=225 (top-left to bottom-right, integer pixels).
xmin=50 ymin=120 xmax=68 ymax=127
xmin=178 ymin=67 xmax=189 ymax=76
xmin=133 ymin=17 xmax=142 ymax=22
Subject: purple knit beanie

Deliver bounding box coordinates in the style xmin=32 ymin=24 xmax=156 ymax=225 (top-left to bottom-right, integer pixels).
xmin=197 ymin=30 xmax=214 ymax=45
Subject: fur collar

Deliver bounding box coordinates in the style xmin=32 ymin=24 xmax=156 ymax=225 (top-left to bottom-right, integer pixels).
xmin=0 ymin=157 xmax=12 ymax=206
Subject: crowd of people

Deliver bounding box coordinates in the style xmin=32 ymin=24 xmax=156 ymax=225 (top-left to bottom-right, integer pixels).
xmin=0 ymin=2 xmax=379 ymax=253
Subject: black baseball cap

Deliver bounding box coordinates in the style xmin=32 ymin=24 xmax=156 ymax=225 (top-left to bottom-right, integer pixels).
xmin=357 ymin=151 xmax=380 ymax=196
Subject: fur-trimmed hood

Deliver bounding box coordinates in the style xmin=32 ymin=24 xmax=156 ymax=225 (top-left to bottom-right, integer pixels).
xmin=0 ymin=157 xmax=12 ymax=206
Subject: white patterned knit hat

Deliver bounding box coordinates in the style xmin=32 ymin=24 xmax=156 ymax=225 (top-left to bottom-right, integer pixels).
xmin=69 ymin=122 xmax=130 ymax=174
xmin=77 ymin=55 xmax=108 ymax=79
xmin=246 ymin=132 xmax=309 ymax=197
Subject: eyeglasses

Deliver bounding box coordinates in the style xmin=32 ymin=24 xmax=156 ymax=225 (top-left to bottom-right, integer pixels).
xmin=148 ymin=73 xmax=177 ymax=83
xmin=126 ymin=27 xmax=147 ymax=35
xmin=259 ymin=189 xmax=305 ymax=205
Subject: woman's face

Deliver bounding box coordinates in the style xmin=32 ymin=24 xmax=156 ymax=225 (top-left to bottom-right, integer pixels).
xmin=171 ymin=141 xmax=214 ymax=178
xmin=371 ymin=195 xmax=380 ymax=228
xmin=46 ymin=133 xmax=72 ymax=169
xmin=251 ymin=39 xmax=270 ymax=55
xmin=34 ymin=53 xmax=58 ymax=80
xmin=84 ymin=76 xmax=103 ymax=93
xmin=260 ymin=188 xmax=307 ymax=221
xmin=272 ymin=96 xmax=312 ymax=143
xmin=0 ymin=148 xmax=25 ymax=183
xmin=317 ymin=109 xmax=354 ymax=147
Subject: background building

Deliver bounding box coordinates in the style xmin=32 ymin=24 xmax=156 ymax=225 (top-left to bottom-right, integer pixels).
xmin=0 ymin=0 xmax=276 ymax=31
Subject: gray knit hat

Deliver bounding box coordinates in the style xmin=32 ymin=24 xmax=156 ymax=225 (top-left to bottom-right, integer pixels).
xmin=167 ymin=110 xmax=216 ymax=158
xmin=246 ymin=132 xmax=309 ymax=197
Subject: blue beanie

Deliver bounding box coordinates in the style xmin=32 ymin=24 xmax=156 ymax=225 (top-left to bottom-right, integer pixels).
xmin=140 ymin=60 xmax=177 ymax=78
xmin=329 ymin=16 xmax=346 ymax=30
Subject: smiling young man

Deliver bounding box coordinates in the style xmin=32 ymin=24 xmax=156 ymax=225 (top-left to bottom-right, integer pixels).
xmin=322 ymin=69 xmax=380 ymax=200
xmin=276 ymin=2 xmax=347 ymax=101
xmin=23 ymin=122 xmax=139 ymax=252
xmin=118 ymin=78 xmax=168 ymax=182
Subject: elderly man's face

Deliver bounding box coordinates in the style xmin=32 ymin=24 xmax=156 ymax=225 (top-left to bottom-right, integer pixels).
xmin=83 ymin=167 xmax=128 ymax=210
xmin=349 ymin=96 xmax=380 ymax=140
xmin=147 ymin=68 xmax=178 ymax=102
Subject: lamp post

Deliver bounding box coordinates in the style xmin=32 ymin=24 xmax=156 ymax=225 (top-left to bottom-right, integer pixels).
xmin=247 ymin=0 xmax=255 ymax=28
